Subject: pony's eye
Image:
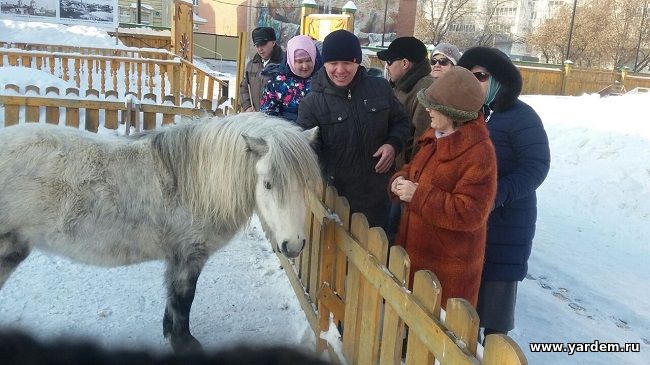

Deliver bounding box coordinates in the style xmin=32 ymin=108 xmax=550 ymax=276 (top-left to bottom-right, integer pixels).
xmin=264 ymin=181 xmax=272 ymax=190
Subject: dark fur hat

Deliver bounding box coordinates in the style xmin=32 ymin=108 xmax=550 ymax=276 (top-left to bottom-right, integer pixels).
xmin=457 ymin=46 xmax=522 ymax=111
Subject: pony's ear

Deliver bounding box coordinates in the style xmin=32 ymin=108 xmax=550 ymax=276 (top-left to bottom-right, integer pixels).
xmin=302 ymin=127 xmax=319 ymax=145
xmin=242 ymin=134 xmax=269 ymax=157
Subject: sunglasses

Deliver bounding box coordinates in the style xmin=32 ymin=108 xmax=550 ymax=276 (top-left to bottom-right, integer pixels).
xmin=430 ymin=58 xmax=451 ymax=66
xmin=473 ymin=71 xmax=490 ymax=82
xmin=386 ymin=58 xmax=404 ymax=66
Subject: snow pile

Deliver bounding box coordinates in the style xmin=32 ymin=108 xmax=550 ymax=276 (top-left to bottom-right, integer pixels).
xmin=0 ymin=19 xmax=122 ymax=47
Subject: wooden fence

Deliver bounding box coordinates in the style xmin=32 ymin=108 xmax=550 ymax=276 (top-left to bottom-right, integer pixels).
xmin=0 ymin=88 xmax=526 ymax=364
xmin=0 ymin=84 xmax=232 ymax=131
xmin=0 ymin=45 xmax=228 ymax=107
xmin=279 ymin=185 xmax=528 ymax=365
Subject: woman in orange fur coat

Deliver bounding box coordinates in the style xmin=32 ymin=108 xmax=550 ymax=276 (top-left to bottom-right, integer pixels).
xmin=390 ymin=67 xmax=497 ymax=308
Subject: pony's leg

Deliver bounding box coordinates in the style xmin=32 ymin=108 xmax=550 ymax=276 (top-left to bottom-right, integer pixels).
xmin=163 ymin=250 xmax=208 ymax=353
xmin=0 ymin=232 xmax=31 ymax=289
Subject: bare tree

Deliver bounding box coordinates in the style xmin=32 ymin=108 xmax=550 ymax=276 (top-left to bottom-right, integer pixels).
xmin=415 ymin=0 xmax=474 ymax=44
xmin=474 ymin=0 xmax=516 ymax=47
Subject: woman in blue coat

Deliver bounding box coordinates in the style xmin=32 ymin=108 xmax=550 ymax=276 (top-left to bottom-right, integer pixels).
xmin=458 ymin=47 xmax=551 ymax=339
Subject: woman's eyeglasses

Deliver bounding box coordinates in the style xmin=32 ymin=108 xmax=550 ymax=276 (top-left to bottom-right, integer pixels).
xmin=473 ymin=72 xmax=490 ymax=82
xmin=430 ymin=58 xmax=451 ymax=66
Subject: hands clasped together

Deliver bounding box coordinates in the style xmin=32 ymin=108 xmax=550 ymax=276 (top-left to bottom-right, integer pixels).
xmin=391 ymin=176 xmax=418 ymax=202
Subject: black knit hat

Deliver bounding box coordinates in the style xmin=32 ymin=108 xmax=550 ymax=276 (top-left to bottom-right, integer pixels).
xmin=322 ymin=30 xmax=362 ymax=64
xmin=377 ymin=37 xmax=428 ymax=63
xmin=457 ymin=46 xmax=522 ymax=111
xmin=252 ymin=27 xmax=276 ymax=46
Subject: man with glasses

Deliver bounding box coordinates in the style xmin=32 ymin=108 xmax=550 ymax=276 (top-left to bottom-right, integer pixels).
xmin=377 ymin=37 xmax=434 ymax=243
xmin=239 ymin=27 xmax=283 ymax=112
xmin=429 ymin=42 xmax=461 ymax=79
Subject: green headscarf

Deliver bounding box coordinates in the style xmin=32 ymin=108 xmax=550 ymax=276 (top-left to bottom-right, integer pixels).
xmin=485 ymin=76 xmax=502 ymax=106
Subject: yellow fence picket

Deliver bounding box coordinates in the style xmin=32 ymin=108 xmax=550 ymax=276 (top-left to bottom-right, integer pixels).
xmin=143 ymin=93 xmax=157 ymax=130
xmin=65 ymin=87 xmax=80 ymax=128
xmin=333 ymin=193 xmax=349 ymax=302
xmin=483 ymin=334 xmax=528 ymax=365
xmin=445 ymin=298 xmax=480 ymax=357
xmin=3 ymin=84 xmax=20 ymax=126
xmin=405 ymin=270 xmax=441 ymax=365
xmin=342 ymin=213 xmax=369 ymax=363
xmin=104 ymin=90 xmax=119 ymax=129
xmin=356 ymin=227 xmax=388 ymax=364
xmin=379 ymin=246 xmax=410 ymax=365
xmin=45 ymin=87 xmax=60 ymax=124
xmin=85 ymin=89 xmax=100 ymax=132
xmin=25 ymin=85 xmax=40 ymax=123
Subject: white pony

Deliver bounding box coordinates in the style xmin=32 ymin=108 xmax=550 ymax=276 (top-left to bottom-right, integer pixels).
xmin=0 ymin=113 xmax=321 ymax=352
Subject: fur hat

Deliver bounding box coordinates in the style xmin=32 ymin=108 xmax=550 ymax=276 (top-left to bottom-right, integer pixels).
xmin=417 ymin=67 xmax=484 ymax=122
xmin=457 ymin=46 xmax=522 ymax=111
xmin=322 ymin=30 xmax=362 ymax=64
xmin=431 ymin=43 xmax=462 ymax=65
xmin=377 ymin=37 xmax=428 ymax=63
xmin=252 ymin=27 xmax=276 ymax=46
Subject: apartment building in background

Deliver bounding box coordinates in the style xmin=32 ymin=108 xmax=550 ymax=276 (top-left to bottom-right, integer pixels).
xmin=420 ymin=0 xmax=573 ymax=60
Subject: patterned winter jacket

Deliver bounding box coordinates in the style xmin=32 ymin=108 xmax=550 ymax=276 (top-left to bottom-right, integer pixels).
xmin=260 ymin=51 xmax=322 ymax=122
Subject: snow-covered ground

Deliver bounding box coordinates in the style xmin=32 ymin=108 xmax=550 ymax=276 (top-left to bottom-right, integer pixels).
xmin=0 ymin=19 xmax=648 ymax=364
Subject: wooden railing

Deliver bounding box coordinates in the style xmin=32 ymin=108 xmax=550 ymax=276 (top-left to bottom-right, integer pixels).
xmin=279 ymin=185 xmax=528 ymax=365
xmin=0 ymin=84 xmax=232 ymax=131
xmin=2 ymin=41 xmax=173 ymax=60
xmin=0 ymin=46 xmax=228 ymax=107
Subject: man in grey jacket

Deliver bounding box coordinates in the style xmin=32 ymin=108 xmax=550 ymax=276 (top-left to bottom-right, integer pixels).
xmin=296 ymin=30 xmax=410 ymax=230
xmin=238 ymin=27 xmax=283 ymax=112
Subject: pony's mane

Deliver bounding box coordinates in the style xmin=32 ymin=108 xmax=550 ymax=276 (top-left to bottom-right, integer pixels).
xmin=151 ymin=113 xmax=321 ymax=231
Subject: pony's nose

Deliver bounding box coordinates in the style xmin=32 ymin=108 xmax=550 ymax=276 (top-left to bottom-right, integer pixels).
xmin=280 ymin=239 xmax=305 ymax=258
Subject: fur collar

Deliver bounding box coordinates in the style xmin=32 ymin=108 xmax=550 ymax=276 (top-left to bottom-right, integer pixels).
xmin=457 ymin=47 xmax=522 ymax=112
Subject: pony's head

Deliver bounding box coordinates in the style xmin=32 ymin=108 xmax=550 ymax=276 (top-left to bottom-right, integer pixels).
xmin=243 ymin=126 xmax=320 ymax=258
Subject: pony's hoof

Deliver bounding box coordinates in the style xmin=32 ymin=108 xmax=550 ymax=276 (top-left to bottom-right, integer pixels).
xmin=171 ymin=334 xmax=203 ymax=353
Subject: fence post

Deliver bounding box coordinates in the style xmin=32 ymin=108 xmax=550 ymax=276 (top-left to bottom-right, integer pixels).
xmin=483 ymin=334 xmax=528 ymax=365
xmin=143 ymin=93 xmax=157 ymax=130
xmin=405 ymin=270 xmax=442 ymax=364
xmin=45 ymin=86 xmax=60 ymax=124
xmin=25 ymin=85 xmax=40 ymax=123
xmin=379 ymin=246 xmax=410 ymax=365
xmin=85 ymin=89 xmax=100 ymax=132
xmin=4 ymin=84 xmax=20 ymax=126
xmin=445 ymin=298 xmax=480 ymax=356
xmin=162 ymin=95 xmax=176 ymax=125
xmin=65 ymin=87 xmax=80 ymax=127
xmin=561 ymin=60 xmax=573 ymax=95
xmin=105 ymin=90 xmax=119 ymax=130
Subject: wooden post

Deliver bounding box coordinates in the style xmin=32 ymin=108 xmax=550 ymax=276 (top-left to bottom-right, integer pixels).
xmin=483 ymin=334 xmax=528 ymax=365
xmin=342 ymin=213 xmax=370 ymax=364
xmin=199 ymin=99 xmax=213 ymax=113
xmin=171 ymin=62 xmax=181 ymax=105
xmin=333 ymin=194 xmax=350 ymax=301
xmin=85 ymin=89 xmax=100 ymax=132
xmin=234 ymin=31 xmax=247 ymax=112
xmin=379 ymin=246 xmax=411 ymax=365
xmin=105 ymin=90 xmax=119 ymax=130
xmin=561 ymin=60 xmax=573 ymax=96
xmin=171 ymin=0 xmax=194 ymax=61
xmin=356 ymin=227 xmax=388 ymax=364
xmin=300 ymin=0 xmax=319 ymax=37
xmin=341 ymin=2 xmax=357 ymax=33
xmin=3 ymin=84 xmax=20 ymax=126
xmin=65 ymin=87 xmax=80 ymax=128
xmin=445 ymin=298 xmax=480 ymax=356
xmin=45 ymin=86 xmax=60 ymax=124
xmin=143 ymin=93 xmax=157 ymax=130
xmin=25 ymin=85 xmax=40 ymax=123
xmin=405 ymin=270 xmax=442 ymax=364
xmin=162 ymin=95 xmax=176 ymax=125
